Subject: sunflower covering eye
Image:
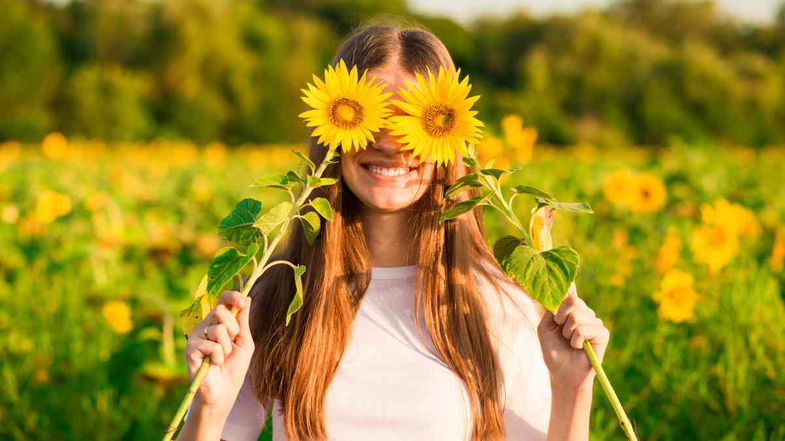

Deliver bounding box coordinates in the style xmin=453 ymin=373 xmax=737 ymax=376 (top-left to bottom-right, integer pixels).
xmin=387 ymin=66 xmax=484 ymax=167
xmin=298 ymin=59 xmax=393 ymax=153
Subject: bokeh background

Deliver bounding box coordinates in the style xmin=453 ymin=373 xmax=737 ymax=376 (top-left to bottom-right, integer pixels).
xmin=1 ymin=0 xmax=784 ymax=440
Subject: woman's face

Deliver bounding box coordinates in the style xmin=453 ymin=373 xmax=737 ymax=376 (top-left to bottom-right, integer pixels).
xmin=340 ymin=65 xmax=436 ymax=213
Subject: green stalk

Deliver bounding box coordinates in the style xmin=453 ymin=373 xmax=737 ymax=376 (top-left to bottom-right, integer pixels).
xmin=162 ymin=148 xmax=338 ymax=441
xmin=583 ymin=341 xmax=638 ymax=441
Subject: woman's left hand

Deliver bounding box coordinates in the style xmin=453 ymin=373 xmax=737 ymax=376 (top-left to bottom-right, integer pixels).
xmin=537 ymin=282 xmax=610 ymax=391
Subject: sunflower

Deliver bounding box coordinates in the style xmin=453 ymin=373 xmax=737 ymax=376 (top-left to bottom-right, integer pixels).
xmin=388 ymin=66 xmax=484 ymax=167
xmin=652 ymin=269 xmax=700 ymax=323
xmin=298 ymin=59 xmax=392 ymax=153
xmin=628 ymin=172 xmax=667 ymax=213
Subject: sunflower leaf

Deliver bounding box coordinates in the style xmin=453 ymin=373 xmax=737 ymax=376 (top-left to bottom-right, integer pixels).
xmin=291 ymin=148 xmax=315 ymax=173
xmin=179 ymin=274 xmax=211 ymax=336
xmin=250 ymin=173 xmax=291 ymax=190
xmin=511 ymin=185 xmax=554 ymax=200
xmin=439 ymin=195 xmax=487 ymax=223
xmin=207 ymin=244 xmax=260 ymax=299
xmin=479 ymin=168 xmax=507 ymax=180
xmin=463 ymin=156 xmax=480 ymax=169
xmin=445 ymin=174 xmax=483 ymax=199
xmin=299 ymin=211 xmax=321 ymax=245
xmin=309 ymin=197 xmax=333 ymax=221
xmin=535 ymin=197 xmax=594 ymax=214
xmin=217 ymin=198 xmax=264 ymax=248
xmin=286 ymin=170 xmax=306 ymax=185
xmin=285 ymin=265 xmax=307 ymax=326
xmin=306 ymin=176 xmax=338 ymax=188
xmin=255 ymin=201 xmax=292 ymax=236
xmin=500 ymin=244 xmax=579 ymax=313
xmin=493 ymin=235 xmax=525 ymax=263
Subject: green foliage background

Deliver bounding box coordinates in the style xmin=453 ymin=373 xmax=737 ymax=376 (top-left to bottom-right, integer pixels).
xmin=3 ymin=0 xmax=785 ymax=147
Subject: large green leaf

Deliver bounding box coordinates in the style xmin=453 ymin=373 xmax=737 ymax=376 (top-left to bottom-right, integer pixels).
xmin=217 ymin=198 xmax=264 ymax=247
xmin=255 ymin=201 xmax=292 ymax=236
xmin=285 ymin=265 xmax=307 ymax=326
xmin=439 ymin=195 xmax=487 ymax=223
xmin=493 ymin=235 xmax=525 ymax=263
xmin=299 ymin=211 xmax=321 ymax=245
xmin=207 ymin=243 xmax=259 ymax=298
xmin=501 ymin=244 xmax=579 ymax=313
xmin=445 ymin=174 xmax=483 ymax=199
xmin=309 ymin=197 xmax=333 ymax=221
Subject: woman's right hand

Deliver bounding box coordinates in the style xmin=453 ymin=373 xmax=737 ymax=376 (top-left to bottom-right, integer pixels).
xmin=185 ymin=290 xmax=254 ymax=414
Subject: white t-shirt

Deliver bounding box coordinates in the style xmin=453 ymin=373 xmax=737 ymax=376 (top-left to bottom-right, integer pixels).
xmin=219 ymin=263 xmax=552 ymax=441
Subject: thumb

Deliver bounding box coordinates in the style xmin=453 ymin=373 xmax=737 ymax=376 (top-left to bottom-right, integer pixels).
xmin=566 ymin=281 xmax=579 ymax=299
xmin=235 ymin=296 xmax=254 ymax=349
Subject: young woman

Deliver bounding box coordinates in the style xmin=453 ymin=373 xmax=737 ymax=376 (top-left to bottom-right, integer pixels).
xmin=177 ymin=22 xmax=610 ymax=441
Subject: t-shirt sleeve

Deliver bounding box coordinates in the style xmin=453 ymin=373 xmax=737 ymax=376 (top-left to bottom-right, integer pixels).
xmin=501 ymin=322 xmax=552 ymax=441
xmin=220 ymin=372 xmax=268 ymax=441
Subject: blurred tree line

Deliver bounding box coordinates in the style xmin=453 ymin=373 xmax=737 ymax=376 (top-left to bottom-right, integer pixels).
xmin=2 ymin=0 xmax=785 ymax=147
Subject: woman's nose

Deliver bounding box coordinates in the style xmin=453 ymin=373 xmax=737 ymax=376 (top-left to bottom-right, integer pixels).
xmin=370 ymin=128 xmax=404 ymax=153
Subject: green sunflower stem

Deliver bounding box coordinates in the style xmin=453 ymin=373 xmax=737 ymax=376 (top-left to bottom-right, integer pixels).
xmin=583 ymin=341 xmax=639 ymax=441
xmin=162 ymin=148 xmax=339 ymax=441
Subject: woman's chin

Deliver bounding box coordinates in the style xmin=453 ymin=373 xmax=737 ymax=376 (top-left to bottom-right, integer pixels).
xmin=359 ymin=193 xmax=419 ymax=213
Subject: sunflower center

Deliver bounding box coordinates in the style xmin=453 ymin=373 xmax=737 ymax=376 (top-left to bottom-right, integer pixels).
xmin=422 ymin=104 xmax=457 ymax=137
xmin=329 ymin=98 xmax=364 ymax=129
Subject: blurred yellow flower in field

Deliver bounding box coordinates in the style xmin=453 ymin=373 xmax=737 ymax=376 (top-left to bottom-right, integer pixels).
xmin=475 ymin=135 xmax=508 ymax=168
xmin=655 ymin=226 xmax=681 ymax=273
xmin=203 ymin=142 xmax=227 ymax=164
xmin=690 ymin=223 xmax=740 ymax=273
xmin=609 ymin=230 xmax=637 ymax=287
xmin=772 ymin=230 xmax=785 ymax=273
xmin=85 ymin=192 xmax=110 ymax=212
xmin=652 ymin=269 xmax=700 ymax=323
xmin=0 ymin=141 xmax=21 ymax=171
xmin=501 ymin=114 xmax=537 ymax=163
xmin=34 ymin=190 xmax=72 ymax=223
xmin=102 ymin=300 xmax=133 ymax=334
xmin=42 ymin=132 xmax=68 ymax=158
xmin=190 ymin=175 xmax=213 ymax=202
xmin=194 ymin=234 xmax=221 ymax=258
xmin=34 ymin=367 xmax=49 ymax=384
xmin=603 ymin=169 xmax=636 ymax=207
xmin=628 ymin=172 xmax=667 ymax=213
xmin=1 ymin=204 xmax=19 ymax=224
xmin=700 ymin=199 xmax=759 ymax=239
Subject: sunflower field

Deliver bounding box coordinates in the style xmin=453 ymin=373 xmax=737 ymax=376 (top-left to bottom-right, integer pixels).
xmin=1 ymin=121 xmax=784 ymax=440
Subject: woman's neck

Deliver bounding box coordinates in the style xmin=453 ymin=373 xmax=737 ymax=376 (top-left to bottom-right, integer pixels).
xmin=359 ymin=209 xmax=412 ymax=267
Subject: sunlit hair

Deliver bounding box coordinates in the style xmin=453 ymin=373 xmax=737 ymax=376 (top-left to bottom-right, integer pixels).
xmin=249 ymin=17 xmax=531 ymax=441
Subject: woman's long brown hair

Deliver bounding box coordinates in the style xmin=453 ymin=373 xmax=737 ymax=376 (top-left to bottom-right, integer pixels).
xmin=248 ymin=18 xmax=531 ymax=441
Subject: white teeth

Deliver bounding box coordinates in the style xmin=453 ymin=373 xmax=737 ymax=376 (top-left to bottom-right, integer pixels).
xmin=367 ymin=165 xmax=411 ymax=177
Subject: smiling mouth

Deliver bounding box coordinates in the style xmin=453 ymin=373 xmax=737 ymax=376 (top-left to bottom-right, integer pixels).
xmin=361 ymin=163 xmax=417 ymax=178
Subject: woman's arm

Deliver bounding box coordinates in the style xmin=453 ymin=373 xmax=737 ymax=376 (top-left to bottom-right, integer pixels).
xmin=176 ymin=394 xmax=232 ymax=441
xmin=537 ymin=283 xmax=610 ymax=441
xmin=546 ymin=380 xmax=594 ymax=441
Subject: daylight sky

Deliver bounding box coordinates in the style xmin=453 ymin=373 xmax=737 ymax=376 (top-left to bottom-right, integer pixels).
xmin=409 ymin=0 xmax=782 ymax=24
